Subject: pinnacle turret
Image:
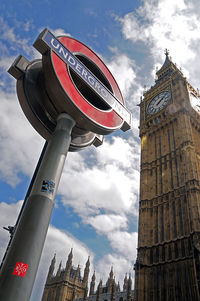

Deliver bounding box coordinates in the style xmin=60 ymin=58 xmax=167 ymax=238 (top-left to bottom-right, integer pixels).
xmin=47 ymin=253 xmax=56 ymax=280
xmin=127 ymin=273 xmax=132 ymax=301
xmin=89 ymin=271 xmax=95 ymax=296
xmin=83 ymin=256 xmax=90 ymax=283
xmin=123 ymin=273 xmax=128 ymax=291
xmin=65 ymin=248 xmax=73 ymax=276
xmin=56 ymin=261 xmax=62 ymax=277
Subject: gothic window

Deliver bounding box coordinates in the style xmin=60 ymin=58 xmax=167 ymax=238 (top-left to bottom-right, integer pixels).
xmin=174 ymin=242 xmax=179 ymax=258
xmin=155 ymin=207 xmax=158 ymax=243
xmin=178 ymin=202 xmax=184 ymax=236
xmin=149 ymin=292 xmax=153 ymax=301
xmin=156 ymin=247 xmax=159 ymax=262
xmin=164 ymin=156 xmax=167 ymax=169
xmin=162 ymin=246 xmax=165 ymax=261
xmin=188 ymin=238 xmax=192 ymax=254
xmin=47 ymin=291 xmax=52 ymax=301
xmin=172 ymin=202 xmax=177 ymax=237
xmin=181 ymin=240 xmax=185 ymax=257
xmin=168 ymin=245 xmax=172 ymax=260
xmin=150 ymin=249 xmax=153 ymax=264
xmin=162 ymin=267 xmax=167 ymax=300
xmin=177 ymin=268 xmax=182 ymax=300
xmin=156 ymin=168 xmax=158 ymax=194
xmin=55 ymin=288 xmax=60 ymax=301
xmin=161 ymin=205 xmax=164 ymax=241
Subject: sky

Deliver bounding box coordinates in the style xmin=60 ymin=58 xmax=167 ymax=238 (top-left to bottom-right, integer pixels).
xmin=0 ymin=0 xmax=200 ymax=300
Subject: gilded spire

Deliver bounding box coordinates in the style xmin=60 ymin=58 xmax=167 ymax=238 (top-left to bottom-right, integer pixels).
xmin=155 ymin=49 xmax=177 ymax=84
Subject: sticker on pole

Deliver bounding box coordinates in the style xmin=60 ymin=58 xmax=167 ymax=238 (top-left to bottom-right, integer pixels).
xmin=41 ymin=180 xmax=55 ymax=194
xmin=13 ymin=262 xmax=29 ymax=277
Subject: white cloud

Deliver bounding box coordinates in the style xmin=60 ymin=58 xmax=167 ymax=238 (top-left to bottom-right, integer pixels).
xmin=0 ymin=200 xmax=23 ymax=260
xmin=50 ymin=28 xmax=71 ymax=37
xmin=31 ymin=225 xmax=95 ymax=301
xmin=96 ymin=253 xmax=135 ymax=287
xmin=86 ymin=214 xmax=128 ymax=234
xmin=0 ymin=200 xmax=94 ymax=301
xmin=0 ymin=56 xmax=17 ymax=71
xmin=59 ymin=150 xmax=139 ymax=219
xmin=118 ymin=0 xmax=200 ymax=87
xmin=96 ymin=136 xmax=137 ymax=169
xmin=106 ymin=50 xmax=136 ymax=99
xmin=107 ymin=231 xmax=138 ymax=260
xmin=0 ymin=17 xmax=32 ymax=56
xmin=0 ymin=90 xmax=43 ymax=186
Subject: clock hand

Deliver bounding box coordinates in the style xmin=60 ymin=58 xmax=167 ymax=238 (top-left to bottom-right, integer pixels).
xmin=156 ymin=96 xmax=165 ymax=106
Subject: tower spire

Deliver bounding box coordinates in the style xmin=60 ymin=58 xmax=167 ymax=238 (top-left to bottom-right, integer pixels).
xmin=65 ymin=248 xmax=73 ymax=278
xmin=56 ymin=261 xmax=62 ymax=277
xmin=123 ymin=273 xmax=128 ymax=291
xmin=164 ymin=48 xmax=169 ymax=56
xmin=83 ymin=256 xmax=90 ymax=283
xmin=89 ymin=271 xmax=96 ymax=296
xmin=47 ymin=253 xmax=56 ymax=280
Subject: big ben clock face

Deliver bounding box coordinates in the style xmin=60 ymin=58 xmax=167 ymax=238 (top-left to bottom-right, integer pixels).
xmin=147 ymin=91 xmax=171 ymax=115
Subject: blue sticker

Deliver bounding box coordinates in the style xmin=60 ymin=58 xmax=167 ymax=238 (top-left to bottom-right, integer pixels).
xmin=41 ymin=180 xmax=55 ymax=194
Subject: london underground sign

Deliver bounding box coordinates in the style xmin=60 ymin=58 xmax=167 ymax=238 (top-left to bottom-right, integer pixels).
xmin=0 ymin=28 xmax=132 ymax=301
xmin=34 ymin=28 xmax=132 ymax=134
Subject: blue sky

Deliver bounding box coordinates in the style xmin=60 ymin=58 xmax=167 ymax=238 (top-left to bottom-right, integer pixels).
xmin=1 ymin=0 xmax=200 ymax=300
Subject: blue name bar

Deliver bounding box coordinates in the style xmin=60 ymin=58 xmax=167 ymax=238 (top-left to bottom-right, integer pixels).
xmin=34 ymin=29 xmax=132 ymax=130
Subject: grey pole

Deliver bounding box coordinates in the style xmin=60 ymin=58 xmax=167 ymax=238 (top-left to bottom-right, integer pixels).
xmin=0 ymin=113 xmax=75 ymax=301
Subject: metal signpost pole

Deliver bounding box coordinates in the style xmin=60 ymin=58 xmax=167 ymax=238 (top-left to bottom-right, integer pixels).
xmin=0 ymin=28 xmax=132 ymax=300
xmin=0 ymin=113 xmax=75 ymax=301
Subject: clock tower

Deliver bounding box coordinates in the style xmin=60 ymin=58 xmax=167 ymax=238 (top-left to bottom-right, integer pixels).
xmin=134 ymin=50 xmax=200 ymax=300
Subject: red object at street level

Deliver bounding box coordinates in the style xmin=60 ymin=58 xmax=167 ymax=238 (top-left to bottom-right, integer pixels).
xmin=13 ymin=262 xmax=29 ymax=277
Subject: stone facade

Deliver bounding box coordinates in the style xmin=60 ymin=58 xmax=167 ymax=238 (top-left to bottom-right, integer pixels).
xmin=134 ymin=51 xmax=200 ymax=300
xmin=41 ymin=249 xmax=89 ymax=301
xmin=41 ymin=252 xmax=134 ymax=301
xmin=77 ymin=269 xmax=134 ymax=301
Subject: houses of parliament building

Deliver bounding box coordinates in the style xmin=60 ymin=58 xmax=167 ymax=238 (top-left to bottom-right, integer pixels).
xmin=41 ymin=51 xmax=200 ymax=300
xmin=41 ymin=249 xmax=133 ymax=301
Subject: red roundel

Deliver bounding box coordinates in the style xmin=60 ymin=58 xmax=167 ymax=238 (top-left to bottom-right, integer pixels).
xmin=50 ymin=36 xmax=124 ymax=132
